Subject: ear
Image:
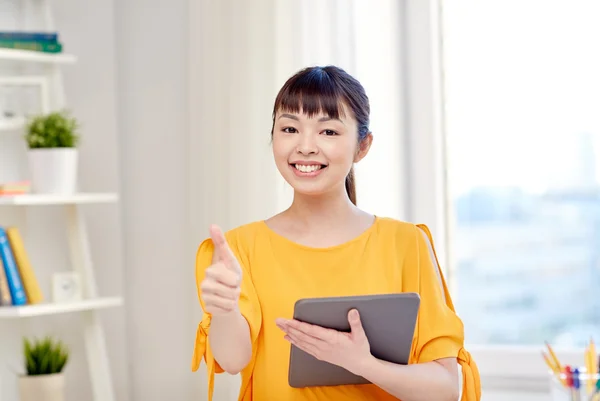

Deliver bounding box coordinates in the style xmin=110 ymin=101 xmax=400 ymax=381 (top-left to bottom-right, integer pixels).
xmin=354 ymin=133 xmax=373 ymax=163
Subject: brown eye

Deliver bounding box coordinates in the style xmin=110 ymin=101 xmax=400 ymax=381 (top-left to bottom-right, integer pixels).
xmin=283 ymin=127 xmax=298 ymax=133
xmin=323 ymin=129 xmax=337 ymax=136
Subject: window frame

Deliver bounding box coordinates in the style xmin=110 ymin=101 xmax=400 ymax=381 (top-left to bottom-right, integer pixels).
xmin=402 ymin=0 xmax=587 ymax=391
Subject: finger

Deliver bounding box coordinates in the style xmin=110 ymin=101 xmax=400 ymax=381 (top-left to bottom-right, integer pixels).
xmin=209 ymin=224 xmax=236 ymax=267
xmin=201 ymin=279 xmax=240 ymax=301
xmin=286 ymin=319 xmax=334 ymax=343
xmin=205 ymin=304 xmax=233 ymax=315
xmin=202 ymin=293 xmax=237 ymax=312
xmin=285 ymin=335 xmax=320 ymax=359
xmin=275 ymin=318 xmax=294 ymax=333
xmin=348 ymin=309 xmax=366 ymax=339
xmin=285 ymin=325 xmax=324 ymax=347
xmin=205 ymin=264 xmax=241 ymax=288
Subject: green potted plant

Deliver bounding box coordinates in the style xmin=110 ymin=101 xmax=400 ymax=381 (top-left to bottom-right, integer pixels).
xmin=24 ymin=110 xmax=80 ymax=194
xmin=19 ymin=336 xmax=69 ymax=401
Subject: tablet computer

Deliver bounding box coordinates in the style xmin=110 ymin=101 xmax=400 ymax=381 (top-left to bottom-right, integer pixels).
xmin=288 ymin=292 xmax=420 ymax=388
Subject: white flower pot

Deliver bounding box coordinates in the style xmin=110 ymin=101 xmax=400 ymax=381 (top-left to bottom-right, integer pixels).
xmin=28 ymin=148 xmax=78 ymax=194
xmin=18 ymin=373 xmax=65 ymax=401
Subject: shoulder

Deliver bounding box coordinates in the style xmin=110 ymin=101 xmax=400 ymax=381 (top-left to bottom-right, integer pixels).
xmin=374 ymin=216 xmax=423 ymax=239
xmin=223 ymin=221 xmax=266 ymax=244
xmin=372 ymin=216 xmax=435 ymax=257
xmin=375 ymin=217 xmax=444 ymax=284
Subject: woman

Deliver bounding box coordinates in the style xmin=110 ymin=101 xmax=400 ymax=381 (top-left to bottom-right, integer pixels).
xmin=191 ymin=66 xmax=481 ymax=401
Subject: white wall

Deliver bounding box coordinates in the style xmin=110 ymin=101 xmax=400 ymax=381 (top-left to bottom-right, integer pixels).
xmin=114 ymin=0 xmax=199 ymax=400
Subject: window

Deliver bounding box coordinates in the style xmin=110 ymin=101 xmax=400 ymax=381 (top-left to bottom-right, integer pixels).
xmin=403 ymin=0 xmax=600 ymax=387
xmin=442 ymin=0 xmax=600 ymax=348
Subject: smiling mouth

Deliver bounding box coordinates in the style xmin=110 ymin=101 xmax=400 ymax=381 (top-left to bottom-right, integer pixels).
xmin=291 ymin=164 xmax=327 ymax=173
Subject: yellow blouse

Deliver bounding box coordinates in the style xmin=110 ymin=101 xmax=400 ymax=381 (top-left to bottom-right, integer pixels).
xmin=191 ymin=217 xmax=481 ymax=401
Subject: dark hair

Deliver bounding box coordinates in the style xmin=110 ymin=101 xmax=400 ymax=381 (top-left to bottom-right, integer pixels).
xmin=270 ymin=65 xmax=371 ymax=205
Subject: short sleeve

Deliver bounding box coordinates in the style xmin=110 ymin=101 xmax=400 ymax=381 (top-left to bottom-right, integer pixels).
xmin=190 ymin=231 xmax=262 ymax=400
xmin=411 ymin=224 xmax=482 ymax=401
xmin=411 ymin=228 xmax=463 ymax=362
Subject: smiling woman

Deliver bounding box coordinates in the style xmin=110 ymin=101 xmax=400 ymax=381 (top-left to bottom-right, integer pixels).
xmin=191 ymin=65 xmax=481 ymax=401
xmin=270 ymin=66 xmax=372 ymax=206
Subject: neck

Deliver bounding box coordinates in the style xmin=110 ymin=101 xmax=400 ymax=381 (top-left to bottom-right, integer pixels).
xmin=287 ymin=187 xmax=357 ymax=227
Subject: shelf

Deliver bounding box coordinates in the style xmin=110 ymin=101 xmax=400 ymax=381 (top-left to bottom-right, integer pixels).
xmin=0 ymin=48 xmax=77 ymax=64
xmin=0 ymin=193 xmax=119 ymax=205
xmin=0 ymin=297 xmax=123 ymax=318
xmin=0 ymin=117 xmax=25 ymax=132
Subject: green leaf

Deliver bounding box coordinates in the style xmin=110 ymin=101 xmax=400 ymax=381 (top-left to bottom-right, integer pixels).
xmin=22 ymin=336 xmax=70 ymax=375
xmin=24 ymin=110 xmax=80 ymax=149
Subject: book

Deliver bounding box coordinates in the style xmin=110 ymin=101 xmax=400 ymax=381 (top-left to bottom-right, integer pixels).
xmin=0 ymin=39 xmax=62 ymax=53
xmin=0 ymin=31 xmax=58 ymax=42
xmin=6 ymin=227 xmax=43 ymax=304
xmin=0 ymin=226 xmax=27 ymax=305
xmin=0 ymin=180 xmax=30 ymax=196
xmin=0 ymin=256 xmax=12 ymax=305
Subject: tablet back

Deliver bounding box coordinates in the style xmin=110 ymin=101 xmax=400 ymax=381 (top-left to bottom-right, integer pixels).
xmin=288 ymin=292 xmax=420 ymax=388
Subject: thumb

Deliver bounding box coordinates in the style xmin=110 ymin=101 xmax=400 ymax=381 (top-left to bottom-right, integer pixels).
xmin=348 ymin=309 xmax=366 ymax=338
xmin=209 ymin=224 xmax=236 ymax=268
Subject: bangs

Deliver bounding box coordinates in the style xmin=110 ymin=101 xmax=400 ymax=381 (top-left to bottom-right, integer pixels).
xmin=273 ymin=68 xmax=347 ymax=119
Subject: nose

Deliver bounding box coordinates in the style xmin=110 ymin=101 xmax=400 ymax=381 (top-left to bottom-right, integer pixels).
xmin=296 ymin=132 xmax=318 ymax=155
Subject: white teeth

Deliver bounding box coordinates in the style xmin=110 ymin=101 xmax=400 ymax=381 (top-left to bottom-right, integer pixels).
xmin=295 ymin=164 xmax=322 ymax=173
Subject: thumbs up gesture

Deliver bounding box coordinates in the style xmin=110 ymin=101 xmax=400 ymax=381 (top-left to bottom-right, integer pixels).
xmin=200 ymin=225 xmax=243 ymax=316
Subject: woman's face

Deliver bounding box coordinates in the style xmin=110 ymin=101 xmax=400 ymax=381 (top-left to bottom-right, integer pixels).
xmin=272 ymin=103 xmax=371 ymax=198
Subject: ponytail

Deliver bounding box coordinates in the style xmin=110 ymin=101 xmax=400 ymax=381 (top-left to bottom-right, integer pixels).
xmin=345 ymin=167 xmax=357 ymax=205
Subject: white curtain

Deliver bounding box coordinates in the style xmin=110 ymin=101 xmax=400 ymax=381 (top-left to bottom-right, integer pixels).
xmin=189 ymin=0 xmax=407 ymax=398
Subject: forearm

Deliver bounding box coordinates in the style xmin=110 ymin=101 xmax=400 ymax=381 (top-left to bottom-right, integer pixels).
xmin=357 ymin=357 xmax=459 ymax=401
xmin=208 ymin=310 xmax=252 ymax=374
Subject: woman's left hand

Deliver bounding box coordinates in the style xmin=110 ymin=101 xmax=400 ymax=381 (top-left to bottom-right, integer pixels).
xmin=275 ymin=309 xmax=373 ymax=376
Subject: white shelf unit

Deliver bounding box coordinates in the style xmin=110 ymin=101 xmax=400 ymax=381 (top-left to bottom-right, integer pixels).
xmin=0 ymin=197 xmax=123 ymax=401
xmin=0 ymin=196 xmax=121 ymax=401
xmin=0 ymin=47 xmax=77 ymax=64
xmin=0 ymin=4 xmax=120 ymax=401
xmin=0 ymin=193 xmax=119 ymax=206
xmin=0 ymin=297 xmax=123 ymax=318
xmin=0 ymin=116 xmax=25 ymax=132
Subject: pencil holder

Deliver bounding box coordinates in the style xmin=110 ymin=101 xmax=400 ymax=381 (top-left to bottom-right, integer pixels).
xmin=549 ymin=369 xmax=600 ymax=401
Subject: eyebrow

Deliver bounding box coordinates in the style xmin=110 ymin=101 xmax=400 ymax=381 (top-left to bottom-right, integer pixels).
xmin=278 ymin=113 xmax=344 ymax=124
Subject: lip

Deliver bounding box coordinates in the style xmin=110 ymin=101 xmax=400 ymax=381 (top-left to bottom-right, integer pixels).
xmin=289 ymin=161 xmax=327 ymax=166
xmin=289 ymin=163 xmax=327 ymax=178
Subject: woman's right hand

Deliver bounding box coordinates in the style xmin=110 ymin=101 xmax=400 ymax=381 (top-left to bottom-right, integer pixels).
xmin=200 ymin=225 xmax=242 ymax=316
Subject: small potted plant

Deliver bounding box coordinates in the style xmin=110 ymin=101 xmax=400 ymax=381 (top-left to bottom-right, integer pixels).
xmin=24 ymin=110 xmax=80 ymax=194
xmin=19 ymin=336 xmax=69 ymax=401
